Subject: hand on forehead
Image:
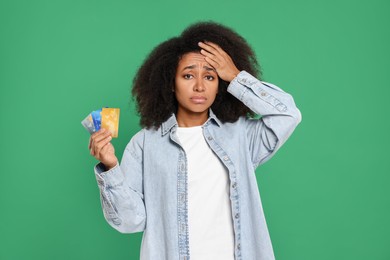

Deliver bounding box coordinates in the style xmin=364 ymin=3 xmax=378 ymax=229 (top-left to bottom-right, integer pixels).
xmin=178 ymin=52 xmax=216 ymax=72
xmin=197 ymin=41 xmax=240 ymax=82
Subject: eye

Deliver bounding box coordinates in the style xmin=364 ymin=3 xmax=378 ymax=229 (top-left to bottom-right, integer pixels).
xmin=205 ymin=75 xmax=215 ymax=81
xmin=183 ymin=74 xmax=193 ymax=79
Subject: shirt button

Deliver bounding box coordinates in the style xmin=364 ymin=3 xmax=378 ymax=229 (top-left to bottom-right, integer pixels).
xmin=232 ymin=182 xmax=237 ymax=189
xmin=261 ymin=92 xmax=267 ymax=96
xmin=208 ymin=136 xmax=213 ymax=141
xmin=237 ymin=243 xmax=241 ymax=250
xmin=112 ymin=217 xmax=122 ymax=226
xmin=276 ymin=103 xmax=287 ymax=112
xmin=223 ymin=156 xmax=229 ymax=161
xmin=235 ymin=213 xmax=239 ymax=219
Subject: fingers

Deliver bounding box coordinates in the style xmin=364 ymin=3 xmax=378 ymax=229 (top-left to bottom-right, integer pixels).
xmin=202 ymin=54 xmax=220 ymax=69
xmin=94 ymin=129 xmax=111 ymax=144
xmin=92 ymin=135 xmax=112 ymax=156
xmin=87 ymin=128 xmax=117 ymax=169
xmin=91 ymin=128 xmax=110 ymax=140
xmin=94 ymin=141 xmax=111 ymax=158
xmin=198 ymin=42 xmax=222 ymax=68
xmin=90 ymin=129 xmax=112 ymax=156
xmin=198 ymin=41 xmax=240 ymax=82
xmin=99 ymin=141 xmax=113 ymax=158
xmin=88 ymin=129 xmax=104 ymax=150
xmin=198 ymin=41 xmax=224 ymax=56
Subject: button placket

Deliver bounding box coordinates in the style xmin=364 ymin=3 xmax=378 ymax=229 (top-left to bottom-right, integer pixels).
xmin=177 ymin=149 xmax=189 ymax=258
xmin=204 ymin=126 xmax=242 ymax=259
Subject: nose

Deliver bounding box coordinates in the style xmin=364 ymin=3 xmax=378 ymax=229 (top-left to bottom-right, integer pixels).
xmin=193 ymin=78 xmax=205 ymax=92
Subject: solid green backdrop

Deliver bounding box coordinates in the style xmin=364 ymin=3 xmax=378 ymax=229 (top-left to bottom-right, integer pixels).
xmin=0 ymin=0 xmax=389 ymax=259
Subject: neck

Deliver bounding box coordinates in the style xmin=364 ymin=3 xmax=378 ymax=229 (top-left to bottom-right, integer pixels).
xmin=176 ymin=110 xmax=208 ymax=127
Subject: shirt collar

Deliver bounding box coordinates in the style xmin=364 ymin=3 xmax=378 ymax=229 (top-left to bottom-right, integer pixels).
xmin=206 ymin=109 xmax=222 ymax=127
xmin=161 ymin=113 xmax=178 ymax=136
xmin=161 ymin=109 xmax=222 ymax=136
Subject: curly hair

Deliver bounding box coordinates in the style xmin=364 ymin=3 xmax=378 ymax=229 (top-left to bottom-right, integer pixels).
xmin=131 ymin=21 xmax=261 ymax=129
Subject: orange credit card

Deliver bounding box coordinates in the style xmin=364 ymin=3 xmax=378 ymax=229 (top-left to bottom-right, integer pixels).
xmin=101 ymin=108 xmax=120 ymax=138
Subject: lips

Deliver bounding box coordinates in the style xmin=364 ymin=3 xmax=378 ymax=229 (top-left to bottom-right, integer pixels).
xmin=190 ymin=96 xmax=207 ymax=104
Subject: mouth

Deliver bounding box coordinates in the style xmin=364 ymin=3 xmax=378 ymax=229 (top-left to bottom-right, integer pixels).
xmin=190 ymin=96 xmax=207 ymax=104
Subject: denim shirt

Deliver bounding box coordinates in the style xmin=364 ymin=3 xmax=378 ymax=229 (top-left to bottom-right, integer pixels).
xmin=94 ymin=71 xmax=302 ymax=260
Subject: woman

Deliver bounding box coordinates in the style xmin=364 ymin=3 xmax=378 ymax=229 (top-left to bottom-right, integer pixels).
xmin=89 ymin=21 xmax=301 ymax=260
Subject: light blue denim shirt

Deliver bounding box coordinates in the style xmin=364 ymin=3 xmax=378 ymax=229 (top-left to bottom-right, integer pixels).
xmin=94 ymin=71 xmax=302 ymax=260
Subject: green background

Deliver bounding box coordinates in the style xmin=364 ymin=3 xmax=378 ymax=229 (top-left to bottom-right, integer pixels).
xmin=1 ymin=0 xmax=389 ymax=259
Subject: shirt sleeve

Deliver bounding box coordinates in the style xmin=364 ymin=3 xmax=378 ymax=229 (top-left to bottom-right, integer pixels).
xmin=227 ymin=70 xmax=302 ymax=168
xmin=94 ymin=130 xmax=146 ymax=233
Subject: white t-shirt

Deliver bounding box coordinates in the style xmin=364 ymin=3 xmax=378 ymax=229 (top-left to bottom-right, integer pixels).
xmin=177 ymin=126 xmax=235 ymax=260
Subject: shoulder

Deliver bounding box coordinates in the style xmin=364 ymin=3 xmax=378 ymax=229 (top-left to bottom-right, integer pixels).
xmin=124 ymin=129 xmax=148 ymax=154
xmin=126 ymin=127 xmax=162 ymax=149
xmin=124 ymin=128 xmax=161 ymax=162
xmin=215 ymin=116 xmax=263 ymax=141
xmin=212 ymin=116 xmax=249 ymax=138
xmin=219 ymin=116 xmax=251 ymax=129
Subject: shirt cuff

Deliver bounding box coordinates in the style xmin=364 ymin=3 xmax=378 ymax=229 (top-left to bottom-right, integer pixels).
xmin=228 ymin=70 xmax=288 ymax=113
xmin=94 ymin=162 xmax=123 ymax=188
xmin=228 ymin=70 xmax=255 ymax=100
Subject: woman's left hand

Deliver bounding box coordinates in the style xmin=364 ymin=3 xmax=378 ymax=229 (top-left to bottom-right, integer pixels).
xmin=198 ymin=41 xmax=240 ymax=82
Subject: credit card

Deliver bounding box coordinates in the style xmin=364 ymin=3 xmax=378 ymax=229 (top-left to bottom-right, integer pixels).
xmin=81 ymin=114 xmax=95 ymax=134
xmin=101 ymin=108 xmax=120 ymax=138
xmin=91 ymin=109 xmax=102 ymax=131
xmin=82 ymin=107 xmax=120 ymax=138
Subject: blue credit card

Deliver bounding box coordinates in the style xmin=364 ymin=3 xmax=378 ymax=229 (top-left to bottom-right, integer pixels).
xmin=91 ymin=109 xmax=102 ymax=131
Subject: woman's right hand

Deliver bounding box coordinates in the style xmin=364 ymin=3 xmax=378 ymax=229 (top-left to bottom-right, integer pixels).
xmin=89 ymin=128 xmax=118 ymax=170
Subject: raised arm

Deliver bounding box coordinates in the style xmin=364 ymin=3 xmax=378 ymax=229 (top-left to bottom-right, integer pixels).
xmin=228 ymin=72 xmax=301 ymax=167
xmin=199 ymin=41 xmax=301 ymax=168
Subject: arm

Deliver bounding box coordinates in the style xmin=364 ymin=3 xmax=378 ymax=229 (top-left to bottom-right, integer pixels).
xmin=228 ymin=71 xmax=301 ymax=167
xmin=199 ymin=41 xmax=302 ymax=168
xmin=91 ymin=129 xmax=146 ymax=233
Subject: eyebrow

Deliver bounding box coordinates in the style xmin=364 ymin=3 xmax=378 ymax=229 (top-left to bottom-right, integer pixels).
xmin=182 ymin=65 xmax=216 ymax=72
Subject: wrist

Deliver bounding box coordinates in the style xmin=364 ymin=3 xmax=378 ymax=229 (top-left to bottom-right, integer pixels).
xmin=104 ymin=160 xmax=118 ymax=171
xmin=228 ymin=69 xmax=240 ymax=82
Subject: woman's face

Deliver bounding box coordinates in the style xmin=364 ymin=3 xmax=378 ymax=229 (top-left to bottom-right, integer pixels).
xmin=174 ymin=52 xmax=219 ymax=124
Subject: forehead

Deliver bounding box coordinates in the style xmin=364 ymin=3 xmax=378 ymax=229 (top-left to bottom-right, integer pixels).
xmin=178 ymin=52 xmax=210 ymax=67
